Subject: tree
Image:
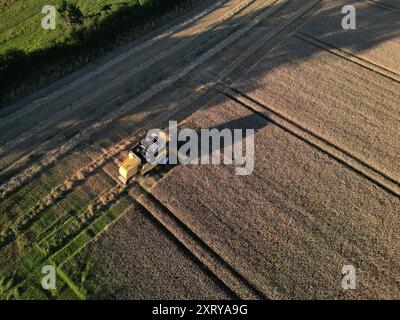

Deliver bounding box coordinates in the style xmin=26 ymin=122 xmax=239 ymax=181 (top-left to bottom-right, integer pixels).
xmin=57 ymin=0 xmax=84 ymax=26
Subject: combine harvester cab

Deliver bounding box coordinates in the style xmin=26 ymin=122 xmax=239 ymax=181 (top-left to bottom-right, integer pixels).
xmin=118 ymin=131 xmax=169 ymax=184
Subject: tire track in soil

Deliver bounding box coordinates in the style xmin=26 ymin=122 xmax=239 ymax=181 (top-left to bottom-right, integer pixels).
xmin=0 ymin=87 xmax=213 ymax=246
xmin=293 ymin=32 xmax=400 ymax=84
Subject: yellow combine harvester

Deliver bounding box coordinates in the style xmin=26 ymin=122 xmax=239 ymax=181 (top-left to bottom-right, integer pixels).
xmin=118 ymin=130 xmax=169 ymax=184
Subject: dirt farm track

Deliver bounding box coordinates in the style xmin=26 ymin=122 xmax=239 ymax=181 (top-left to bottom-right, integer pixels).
xmin=0 ymin=0 xmax=399 ymax=299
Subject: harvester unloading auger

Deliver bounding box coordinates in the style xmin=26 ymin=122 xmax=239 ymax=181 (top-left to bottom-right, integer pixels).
xmin=118 ymin=130 xmax=169 ymax=184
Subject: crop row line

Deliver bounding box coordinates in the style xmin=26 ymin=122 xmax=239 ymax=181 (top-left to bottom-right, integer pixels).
xmin=50 ymin=166 xmax=262 ymax=299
